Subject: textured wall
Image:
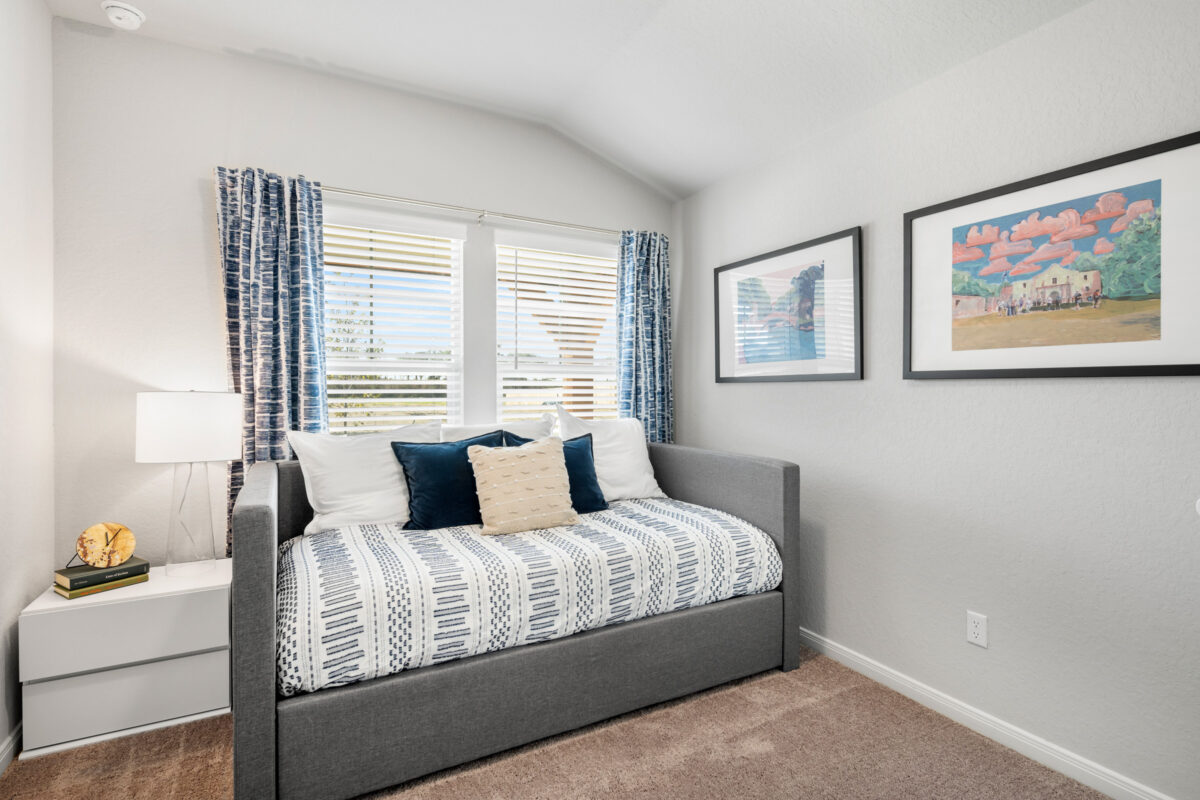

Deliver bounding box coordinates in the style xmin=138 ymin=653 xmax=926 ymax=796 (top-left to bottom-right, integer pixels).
xmin=52 ymin=21 xmax=673 ymax=567
xmin=0 ymin=0 xmax=55 ymax=760
xmin=674 ymin=1 xmax=1199 ymax=796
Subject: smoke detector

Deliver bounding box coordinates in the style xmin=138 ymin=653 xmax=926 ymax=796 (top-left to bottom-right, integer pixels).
xmin=100 ymin=1 xmax=146 ymax=31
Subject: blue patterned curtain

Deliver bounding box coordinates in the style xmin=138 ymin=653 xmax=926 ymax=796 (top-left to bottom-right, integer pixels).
xmin=215 ymin=167 xmax=327 ymax=551
xmin=617 ymin=230 xmax=673 ymax=443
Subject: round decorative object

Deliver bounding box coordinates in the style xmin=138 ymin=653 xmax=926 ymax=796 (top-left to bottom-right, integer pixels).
xmin=76 ymin=523 xmax=136 ymax=568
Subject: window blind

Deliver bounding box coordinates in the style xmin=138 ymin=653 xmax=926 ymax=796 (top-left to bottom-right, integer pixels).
xmin=496 ymin=244 xmax=619 ymax=421
xmin=323 ymin=224 xmax=463 ymax=432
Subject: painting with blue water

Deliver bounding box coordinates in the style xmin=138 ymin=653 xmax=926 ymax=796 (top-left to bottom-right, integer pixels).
xmin=736 ymin=261 xmax=825 ymax=364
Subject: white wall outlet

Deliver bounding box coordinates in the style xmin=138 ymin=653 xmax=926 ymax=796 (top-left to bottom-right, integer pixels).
xmin=967 ymin=611 xmax=988 ymax=648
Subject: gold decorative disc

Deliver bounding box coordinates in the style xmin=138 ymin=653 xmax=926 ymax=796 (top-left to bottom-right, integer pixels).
xmin=76 ymin=522 xmax=136 ymax=568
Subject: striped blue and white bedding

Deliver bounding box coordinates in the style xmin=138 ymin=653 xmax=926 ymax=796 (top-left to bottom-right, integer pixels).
xmin=276 ymin=498 xmax=782 ymax=696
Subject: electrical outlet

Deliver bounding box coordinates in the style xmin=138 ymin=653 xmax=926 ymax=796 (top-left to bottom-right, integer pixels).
xmin=967 ymin=611 xmax=988 ymax=648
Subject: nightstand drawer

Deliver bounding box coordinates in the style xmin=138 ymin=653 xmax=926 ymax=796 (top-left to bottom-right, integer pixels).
xmin=22 ymin=647 xmax=229 ymax=750
xmin=19 ymin=585 xmax=229 ymax=682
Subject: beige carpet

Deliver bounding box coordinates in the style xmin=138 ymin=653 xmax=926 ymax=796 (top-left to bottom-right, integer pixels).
xmin=0 ymin=653 xmax=1108 ymax=799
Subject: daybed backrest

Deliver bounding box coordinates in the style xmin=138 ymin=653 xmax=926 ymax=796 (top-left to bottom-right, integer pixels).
xmin=276 ymin=460 xmax=312 ymax=544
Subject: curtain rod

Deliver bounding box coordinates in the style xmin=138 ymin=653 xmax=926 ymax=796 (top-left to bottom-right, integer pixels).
xmin=323 ymin=185 xmax=622 ymax=237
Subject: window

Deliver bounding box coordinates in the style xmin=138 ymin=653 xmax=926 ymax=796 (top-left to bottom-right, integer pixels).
xmin=321 ymin=193 xmax=620 ymax=431
xmin=322 ymin=223 xmax=463 ymax=432
xmin=496 ymin=244 xmax=619 ymax=421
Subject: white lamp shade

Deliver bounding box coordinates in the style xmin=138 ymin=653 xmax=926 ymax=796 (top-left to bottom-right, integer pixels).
xmin=136 ymin=391 xmax=243 ymax=463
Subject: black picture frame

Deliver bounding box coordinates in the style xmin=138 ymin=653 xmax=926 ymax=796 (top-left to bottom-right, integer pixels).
xmin=714 ymin=226 xmax=863 ymax=383
xmin=904 ymin=129 xmax=1200 ymax=380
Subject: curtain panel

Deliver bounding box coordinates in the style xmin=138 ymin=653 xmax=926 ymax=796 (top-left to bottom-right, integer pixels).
xmin=617 ymin=230 xmax=674 ymax=443
xmin=215 ymin=167 xmax=327 ymax=552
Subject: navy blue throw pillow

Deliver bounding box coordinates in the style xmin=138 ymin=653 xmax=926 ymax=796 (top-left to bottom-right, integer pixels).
xmin=502 ymin=431 xmax=608 ymax=514
xmin=391 ymin=431 xmax=505 ymax=530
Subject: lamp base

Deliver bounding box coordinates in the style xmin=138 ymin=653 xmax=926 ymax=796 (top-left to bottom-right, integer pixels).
xmin=167 ymin=461 xmax=218 ymax=570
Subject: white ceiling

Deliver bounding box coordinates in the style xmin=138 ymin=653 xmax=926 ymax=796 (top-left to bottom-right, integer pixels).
xmin=46 ymin=0 xmax=1091 ymax=198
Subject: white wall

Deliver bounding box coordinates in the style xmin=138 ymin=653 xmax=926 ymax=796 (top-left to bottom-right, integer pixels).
xmin=0 ymin=0 xmax=55 ymax=764
xmin=675 ymin=1 xmax=1199 ymax=797
xmin=51 ymin=21 xmax=673 ymax=567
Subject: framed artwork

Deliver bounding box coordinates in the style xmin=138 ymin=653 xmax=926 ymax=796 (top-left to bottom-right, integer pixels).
xmin=715 ymin=226 xmax=862 ymax=382
xmin=905 ymin=130 xmax=1200 ymax=379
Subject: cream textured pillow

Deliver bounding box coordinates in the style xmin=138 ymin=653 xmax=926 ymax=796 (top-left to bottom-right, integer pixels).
xmin=468 ymin=437 xmax=580 ymax=535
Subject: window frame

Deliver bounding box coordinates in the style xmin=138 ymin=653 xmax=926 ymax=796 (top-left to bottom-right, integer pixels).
xmin=321 ymin=196 xmax=620 ymax=431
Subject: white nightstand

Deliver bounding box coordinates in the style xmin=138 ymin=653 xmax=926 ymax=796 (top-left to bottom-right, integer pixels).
xmin=18 ymin=558 xmax=232 ymax=755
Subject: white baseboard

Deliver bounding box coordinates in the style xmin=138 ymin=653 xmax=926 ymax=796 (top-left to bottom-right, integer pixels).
xmin=796 ymin=627 xmax=1174 ymax=800
xmin=0 ymin=722 xmax=20 ymax=775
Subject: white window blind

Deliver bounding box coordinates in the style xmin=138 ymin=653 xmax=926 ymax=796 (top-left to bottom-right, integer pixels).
xmin=323 ymin=223 xmax=463 ymax=432
xmin=496 ymin=244 xmax=619 ymax=421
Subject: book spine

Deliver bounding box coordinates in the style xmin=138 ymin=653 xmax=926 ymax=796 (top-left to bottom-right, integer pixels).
xmin=53 ymin=572 xmax=148 ymax=600
xmin=55 ymin=561 xmax=149 ymax=590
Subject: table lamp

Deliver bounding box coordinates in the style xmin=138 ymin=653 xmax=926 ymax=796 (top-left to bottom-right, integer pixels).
xmin=135 ymin=391 xmax=242 ymax=575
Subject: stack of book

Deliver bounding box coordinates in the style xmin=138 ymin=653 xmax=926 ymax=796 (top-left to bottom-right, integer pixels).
xmin=53 ymin=557 xmax=150 ymax=600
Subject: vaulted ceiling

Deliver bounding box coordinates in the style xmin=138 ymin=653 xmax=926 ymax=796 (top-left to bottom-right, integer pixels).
xmin=46 ymin=0 xmax=1091 ymax=198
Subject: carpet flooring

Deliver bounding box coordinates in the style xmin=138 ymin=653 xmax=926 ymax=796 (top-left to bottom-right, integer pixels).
xmin=0 ymin=652 xmax=1108 ymax=799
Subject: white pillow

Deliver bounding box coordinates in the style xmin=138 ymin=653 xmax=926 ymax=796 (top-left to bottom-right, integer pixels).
xmin=556 ymin=407 xmax=664 ymax=501
xmin=287 ymin=422 xmax=442 ymax=534
xmin=440 ymin=413 xmax=554 ymax=442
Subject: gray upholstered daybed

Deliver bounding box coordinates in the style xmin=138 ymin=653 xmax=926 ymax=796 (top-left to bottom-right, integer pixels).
xmin=232 ymin=443 xmax=800 ymax=800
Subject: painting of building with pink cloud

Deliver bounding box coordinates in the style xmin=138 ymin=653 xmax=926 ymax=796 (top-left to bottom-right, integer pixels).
xmin=950 ymin=180 xmax=1161 ymax=351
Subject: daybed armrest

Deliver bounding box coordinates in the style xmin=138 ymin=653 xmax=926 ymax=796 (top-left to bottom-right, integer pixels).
xmin=231 ymin=461 xmax=280 ymax=800
xmin=648 ymin=443 xmax=801 ymax=670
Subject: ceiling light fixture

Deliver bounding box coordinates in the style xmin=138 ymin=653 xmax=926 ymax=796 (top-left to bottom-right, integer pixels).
xmin=100 ymin=1 xmax=146 ymax=31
